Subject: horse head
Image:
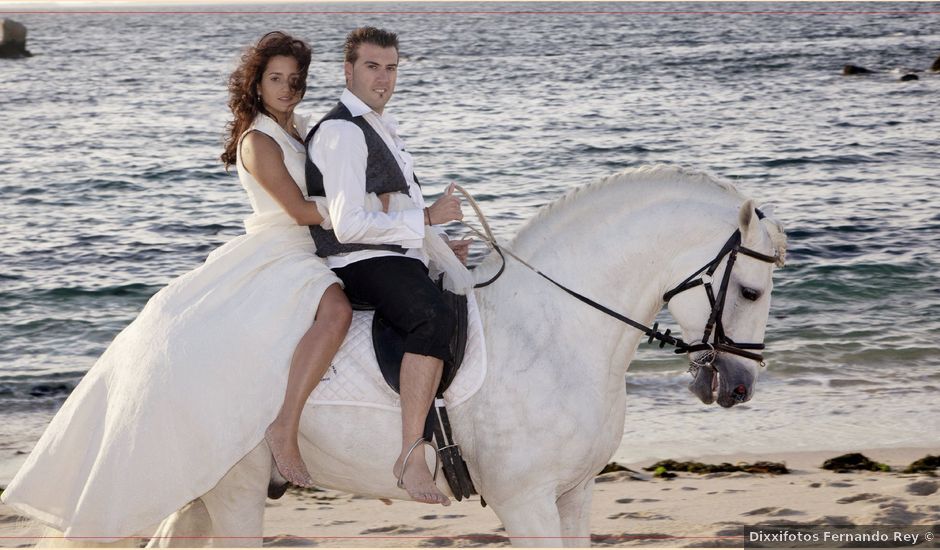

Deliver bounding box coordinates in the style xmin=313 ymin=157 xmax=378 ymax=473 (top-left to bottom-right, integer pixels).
xmin=665 ymin=199 xmax=787 ymax=408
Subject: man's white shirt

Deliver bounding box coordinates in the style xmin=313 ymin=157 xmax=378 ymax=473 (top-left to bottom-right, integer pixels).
xmin=309 ymin=89 xmax=429 ymax=269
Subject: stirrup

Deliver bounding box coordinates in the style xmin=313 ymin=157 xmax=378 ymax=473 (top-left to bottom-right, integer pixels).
xmin=397 ymin=437 xmax=440 ymax=489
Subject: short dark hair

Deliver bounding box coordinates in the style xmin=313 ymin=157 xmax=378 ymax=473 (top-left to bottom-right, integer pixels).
xmin=343 ymin=26 xmax=399 ymax=64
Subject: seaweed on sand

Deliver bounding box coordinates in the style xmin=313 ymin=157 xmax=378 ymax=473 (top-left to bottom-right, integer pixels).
xmin=821 ymin=453 xmax=890 ymax=473
xmin=643 ymin=459 xmax=789 ymax=475
xmin=902 ymin=455 xmax=939 ymax=475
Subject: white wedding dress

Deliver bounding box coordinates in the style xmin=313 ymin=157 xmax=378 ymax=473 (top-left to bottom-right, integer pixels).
xmin=1 ymin=113 xmax=340 ymax=539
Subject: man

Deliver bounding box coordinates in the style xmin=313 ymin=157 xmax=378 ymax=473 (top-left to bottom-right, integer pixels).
xmin=305 ymin=27 xmax=468 ymax=506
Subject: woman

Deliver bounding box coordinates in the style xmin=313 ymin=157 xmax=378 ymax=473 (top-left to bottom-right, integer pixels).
xmin=223 ymin=32 xmax=351 ymax=490
xmin=1 ymin=32 xmax=349 ymax=539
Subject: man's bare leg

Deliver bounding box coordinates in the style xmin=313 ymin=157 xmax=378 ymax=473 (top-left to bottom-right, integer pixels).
xmin=393 ymin=352 xmax=450 ymax=506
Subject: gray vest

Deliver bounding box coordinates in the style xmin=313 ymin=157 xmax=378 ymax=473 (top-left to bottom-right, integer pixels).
xmin=304 ymin=102 xmax=418 ymax=258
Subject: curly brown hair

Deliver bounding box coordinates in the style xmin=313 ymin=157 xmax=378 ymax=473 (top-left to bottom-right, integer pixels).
xmin=221 ymin=31 xmax=312 ymax=169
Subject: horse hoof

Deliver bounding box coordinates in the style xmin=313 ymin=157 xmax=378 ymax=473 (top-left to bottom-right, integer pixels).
xmin=268 ymin=480 xmax=289 ymax=500
xmin=268 ymin=460 xmax=290 ymax=499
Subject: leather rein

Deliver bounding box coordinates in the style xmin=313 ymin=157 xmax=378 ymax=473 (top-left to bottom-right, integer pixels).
xmin=456 ymin=185 xmax=777 ymax=366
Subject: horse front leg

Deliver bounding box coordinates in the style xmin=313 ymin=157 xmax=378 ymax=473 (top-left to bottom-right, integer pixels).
xmin=557 ymin=478 xmax=594 ymax=547
xmin=147 ymin=442 xmax=270 ymax=548
xmin=147 ymin=499 xmax=212 ymax=548
xmin=198 ymin=441 xmax=272 ymax=547
xmin=489 ymin=490 xmax=563 ymax=547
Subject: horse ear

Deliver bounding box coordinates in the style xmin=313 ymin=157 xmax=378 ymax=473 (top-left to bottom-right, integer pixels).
xmin=738 ymin=199 xmax=760 ymax=244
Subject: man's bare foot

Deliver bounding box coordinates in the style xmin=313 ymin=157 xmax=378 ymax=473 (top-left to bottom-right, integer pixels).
xmin=394 ymin=444 xmax=450 ymax=506
xmin=264 ymin=423 xmax=314 ymax=488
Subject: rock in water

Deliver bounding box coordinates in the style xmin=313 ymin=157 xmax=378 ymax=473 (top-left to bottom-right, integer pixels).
xmin=0 ymin=19 xmax=31 ymax=58
xmin=931 ymin=55 xmax=940 ymax=72
xmin=842 ymin=64 xmax=874 ymax=75
xmin=900 ymin=74 xmax=919 ymax=81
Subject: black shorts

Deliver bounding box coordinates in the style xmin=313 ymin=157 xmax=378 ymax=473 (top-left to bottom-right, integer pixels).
xmin=333 ymin=256 xmax=455 ymax=361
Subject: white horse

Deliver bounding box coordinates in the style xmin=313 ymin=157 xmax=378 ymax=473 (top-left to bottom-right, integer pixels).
xmin=38 ymin=165 xmax=787 ymax=547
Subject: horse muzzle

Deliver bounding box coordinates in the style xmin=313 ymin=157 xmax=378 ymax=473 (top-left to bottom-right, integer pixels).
xmin=688 ymin=353 xmax=756 ymax=408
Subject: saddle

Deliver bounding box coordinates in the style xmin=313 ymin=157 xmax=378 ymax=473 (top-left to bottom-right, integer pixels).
xmin=267 ymin=279 xmax=480 ymax=502
xmin=353 ymin=280 xmax=478 ymax=501
xmin=368 ymin=289 xmax=467 ymax=398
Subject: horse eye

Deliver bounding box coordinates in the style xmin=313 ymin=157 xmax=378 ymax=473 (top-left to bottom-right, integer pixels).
xmin=742 ymin=287 xmax=761 ymax=301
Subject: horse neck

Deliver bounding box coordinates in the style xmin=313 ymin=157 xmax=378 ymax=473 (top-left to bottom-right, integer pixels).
xmin=476 ymin=188 xmax=740 ymax=388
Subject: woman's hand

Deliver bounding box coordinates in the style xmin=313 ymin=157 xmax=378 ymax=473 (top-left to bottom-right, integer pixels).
xmin=447 ymin=238 xmax=472 ymax=265
xmin=378 ymin=192 xmax=392 ymax=213
xmin=427 ymin=183 xmax=463 ymax=225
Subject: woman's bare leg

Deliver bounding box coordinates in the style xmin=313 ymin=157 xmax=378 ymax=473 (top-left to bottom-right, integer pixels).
xmin=265 ymin=284 xmax=351 ymax=486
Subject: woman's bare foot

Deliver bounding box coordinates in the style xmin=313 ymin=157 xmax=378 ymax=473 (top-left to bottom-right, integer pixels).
xmin=394 ymin=443 xmax=450 ymax=506
xmin=264 ymin=423 xmax=314 ymax=488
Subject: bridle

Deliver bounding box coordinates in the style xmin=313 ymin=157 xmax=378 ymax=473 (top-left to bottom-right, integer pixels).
xmin=460 ymin=187 xmax=778 ymax=370
xmin=660 ymin=219 xmax=779 ymax=369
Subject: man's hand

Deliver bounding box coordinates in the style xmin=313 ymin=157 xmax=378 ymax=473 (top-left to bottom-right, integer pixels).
xmin=427 ymin=183 xmax=463 ymax=225
xmin=447 ymin=238 xmax=472 ymax=265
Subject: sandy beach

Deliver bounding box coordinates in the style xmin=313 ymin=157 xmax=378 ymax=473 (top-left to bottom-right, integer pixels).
xmin=2 ymin=447 xmax=937 ymax=548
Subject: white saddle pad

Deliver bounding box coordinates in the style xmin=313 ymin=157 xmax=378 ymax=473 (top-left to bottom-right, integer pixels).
xmin=309 ymin=293 xmax=486 ymax=412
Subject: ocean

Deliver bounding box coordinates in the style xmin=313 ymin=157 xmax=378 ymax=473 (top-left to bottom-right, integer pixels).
xmin=1 ymin=2 xmax=938 ymax=484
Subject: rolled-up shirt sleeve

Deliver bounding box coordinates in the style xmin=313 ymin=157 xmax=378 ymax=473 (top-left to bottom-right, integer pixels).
xmin=311 ymin=120 xmax=425 ymax=246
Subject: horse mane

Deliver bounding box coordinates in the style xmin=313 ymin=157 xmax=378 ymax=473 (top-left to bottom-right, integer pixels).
xmin=763 ymin=215 xmax=788 ymax=267
xmin=513 ymin=164 xmax=788 ymax=265
xmin=516 ymin=165 xmax=742 ymax=234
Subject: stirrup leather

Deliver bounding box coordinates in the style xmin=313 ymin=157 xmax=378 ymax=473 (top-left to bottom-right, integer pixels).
xmin=397 ymin=437 xmax=440 ymax=489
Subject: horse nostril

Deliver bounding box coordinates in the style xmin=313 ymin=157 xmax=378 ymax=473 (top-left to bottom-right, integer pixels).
xmin=733 ymin=384 xmax=748 ymax=401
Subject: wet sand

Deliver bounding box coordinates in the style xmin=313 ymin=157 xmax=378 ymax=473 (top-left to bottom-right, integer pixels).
xmin=1 ymin=447 xmax=937 ymax=548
